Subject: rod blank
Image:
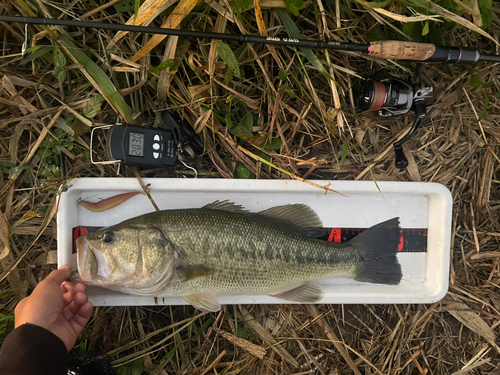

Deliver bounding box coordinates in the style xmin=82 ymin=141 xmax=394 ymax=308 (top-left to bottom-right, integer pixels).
xmin=1 ymin=15 xmax=499 ymax=64
xmin=0 ymin=15 xmax=369 ymax=52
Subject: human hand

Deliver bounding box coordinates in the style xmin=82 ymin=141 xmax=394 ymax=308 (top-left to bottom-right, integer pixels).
xmin=14 ymin=265 xmax=93 ymax=351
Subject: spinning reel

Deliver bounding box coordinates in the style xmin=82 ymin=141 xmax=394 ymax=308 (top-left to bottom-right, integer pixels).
xmin=358 ymin=77 xmax=435 ymax=170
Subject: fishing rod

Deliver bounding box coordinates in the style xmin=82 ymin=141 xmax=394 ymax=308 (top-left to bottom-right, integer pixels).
xmin=1 ymin=15 xmax=500 ymax=64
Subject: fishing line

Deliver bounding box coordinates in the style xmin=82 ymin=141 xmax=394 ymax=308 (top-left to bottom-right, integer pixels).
xmin=1 ymin=15 xmax=499 ymax=63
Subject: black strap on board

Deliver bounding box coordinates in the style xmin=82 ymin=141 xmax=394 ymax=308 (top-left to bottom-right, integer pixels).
xmin=71 ymin=226 xmax=427 ymax=254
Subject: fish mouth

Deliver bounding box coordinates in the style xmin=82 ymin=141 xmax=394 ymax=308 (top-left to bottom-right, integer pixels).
xmin=76 ymin=235 xmax=111 ymax=283
xmin=67 ymin=270 xmax=82 ymax=283
xmin=76 ymin=235 xmax=93 ymax=281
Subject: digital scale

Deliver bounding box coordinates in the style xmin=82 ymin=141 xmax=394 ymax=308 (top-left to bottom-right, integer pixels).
xmin=91 ymin=123 xmax=177 ymax=167
xmin=90 ymin=111 xmax=203 ymax=167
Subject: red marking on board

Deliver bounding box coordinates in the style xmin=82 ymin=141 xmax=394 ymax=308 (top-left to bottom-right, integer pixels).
xmin=73 ymin=226 xmax=88 ymax=253
xmin=398 ymin=229 xmax=404 ymax=252
xmin=328 ymin=228 xmax=341 ymax=243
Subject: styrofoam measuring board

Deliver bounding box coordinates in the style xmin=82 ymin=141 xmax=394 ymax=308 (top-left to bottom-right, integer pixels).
xmin=57 ymin=178 xmax=452 ymax=306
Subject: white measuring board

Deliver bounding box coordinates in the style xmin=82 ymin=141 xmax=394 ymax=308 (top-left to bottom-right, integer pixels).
xmin=57 ymin=178 xmax=452 ymax=306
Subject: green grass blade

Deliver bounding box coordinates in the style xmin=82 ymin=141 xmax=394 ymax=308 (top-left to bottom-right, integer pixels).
xmin=365 ymin=0 xmax=392 ymax=7
xmin=149 ymin=344 xmax=181 ymax=375
xmin=59 ymin=36 xmax=133 ymax=123
xmin=276 ymin=9 xmax=331 ymax=80
xmin=20 ymin=46 xmax=53 ymax=65
xmin=134 ymin=0 xmax=141 ymax=22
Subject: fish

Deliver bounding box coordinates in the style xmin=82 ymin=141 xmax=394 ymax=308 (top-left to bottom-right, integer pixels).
xmin=76 ymin=201 xmax=402 ymax=312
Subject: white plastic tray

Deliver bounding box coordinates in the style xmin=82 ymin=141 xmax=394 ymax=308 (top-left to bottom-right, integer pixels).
xmin=57 ymin=178 xmax=452 ymax=306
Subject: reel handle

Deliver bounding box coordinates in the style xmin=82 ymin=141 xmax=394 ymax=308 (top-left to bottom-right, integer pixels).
xmin=392 ymin=100 xmax=427 ymax=171
xmin=394 ymin=145 xmax=409 ymax=170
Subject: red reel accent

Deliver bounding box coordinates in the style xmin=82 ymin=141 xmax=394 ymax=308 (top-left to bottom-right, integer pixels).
xmin=371 ymin=81 xmax=387 ymax=110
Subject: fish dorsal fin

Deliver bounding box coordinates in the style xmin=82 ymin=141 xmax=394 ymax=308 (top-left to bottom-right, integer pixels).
xmin=202 ymin=200 xmax=249 ymax=213
xmin=258 ymin=204 xmax=323 ymax=228
xmin=270 ymin=282 xmax=324 ymax=303
xmin=185 ymin=294 xmax=221 ymax=312
xmin=177 ymin=265 xmax=215 ymax=281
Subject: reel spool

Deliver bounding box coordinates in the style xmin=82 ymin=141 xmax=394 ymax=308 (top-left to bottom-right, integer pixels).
xmin=358 ymin=78 xmax=434 ymax=170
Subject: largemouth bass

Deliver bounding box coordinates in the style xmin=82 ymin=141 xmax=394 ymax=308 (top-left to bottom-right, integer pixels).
xmin=76 ymin=201 xmax=402 ymax=311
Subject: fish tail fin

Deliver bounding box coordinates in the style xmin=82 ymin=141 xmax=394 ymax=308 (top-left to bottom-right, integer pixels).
xmin=350 ymin=217 xmax=402 ymax=285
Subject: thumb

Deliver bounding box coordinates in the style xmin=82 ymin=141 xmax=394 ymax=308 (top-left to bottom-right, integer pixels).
xmin=44 ymin=265 xmax=72 ymax=286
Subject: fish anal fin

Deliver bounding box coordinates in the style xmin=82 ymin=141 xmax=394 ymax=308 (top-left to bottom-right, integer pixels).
xmin=270 ymin=282 xmax=324 ymax=303
xmin=203 ymin=200 xmax=249 ymax=213
xmin=177 ymin=265 xmax=215 ymax=281
xmin=184 ymin=294 xmax=221 ymax=312
xmin=259 ymin=204 xmax=323 ymax=228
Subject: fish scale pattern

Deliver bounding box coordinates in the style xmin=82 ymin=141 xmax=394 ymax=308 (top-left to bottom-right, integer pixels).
xmin=145 ymin=208 xmax=361 ymax=296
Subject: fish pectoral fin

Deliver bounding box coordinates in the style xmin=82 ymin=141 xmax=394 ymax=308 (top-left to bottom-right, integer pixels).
xmin=177 ymin=265 xmax=215 ymax=281
xmin=185 ymin=294 xmax=221 ymax=312
xmin=258 ymin=204 xmax=323 ymax=228
xmin=270 ymin=282 xmax=324 ymax=303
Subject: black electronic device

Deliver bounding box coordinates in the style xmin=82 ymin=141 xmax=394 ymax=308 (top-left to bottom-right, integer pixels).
xmin=90 ymin=110 xmax=203 ymax=168
xmin=106 ymin=123 xmax=177 ymax=167
xmin=358 ymin=77 xmax=434 ymax=170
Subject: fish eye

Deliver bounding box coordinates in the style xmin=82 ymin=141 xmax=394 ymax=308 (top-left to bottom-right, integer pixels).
xmin=102 ymin=231 xmax=115 ymax=244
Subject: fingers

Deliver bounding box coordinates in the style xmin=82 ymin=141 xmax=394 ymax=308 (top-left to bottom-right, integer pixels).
xmin=61 ymin=282 xmax=75 ymax=293
xmin=70 ymin=301 xmax=93 ymax=332
xmin=62 ymin=283 xmax=86 ymax=305
xmin=78 ymin=301 xmax=93 ymax=322
xmin=72 ymin=283 xmax=86 ymax=294
xmin=62 ymin=301 xmax=79 ymax=320
xmin=44 ymin=265 xmax=72 ymax=286
xmin=62 ymin=290 xmax=90 ymax=320
xmin=73 ymin=291 xmax=88 ymax=307
xmin=64 ymin=299 xmax=93 ymax=333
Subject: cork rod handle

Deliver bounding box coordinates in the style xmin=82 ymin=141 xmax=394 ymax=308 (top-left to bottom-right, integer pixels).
xmin=368 ymin=41 xmax=436 ymax=61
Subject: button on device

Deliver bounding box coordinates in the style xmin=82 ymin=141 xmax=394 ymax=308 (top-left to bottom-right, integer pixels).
xmin=153 ymin=143 xmax=160 ymax=150
xmin=154 ymin=134 xmax=160 ymax=141
xmin=153 ymin=152 xmax=160 ymax=159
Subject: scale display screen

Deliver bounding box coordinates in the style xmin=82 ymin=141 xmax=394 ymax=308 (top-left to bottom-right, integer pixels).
xmin=128 ymin=132 xmax=144 ymax=157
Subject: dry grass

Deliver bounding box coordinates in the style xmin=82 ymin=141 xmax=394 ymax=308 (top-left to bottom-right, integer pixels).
xmin=1 ymin=0 xmax=500 ymax=373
